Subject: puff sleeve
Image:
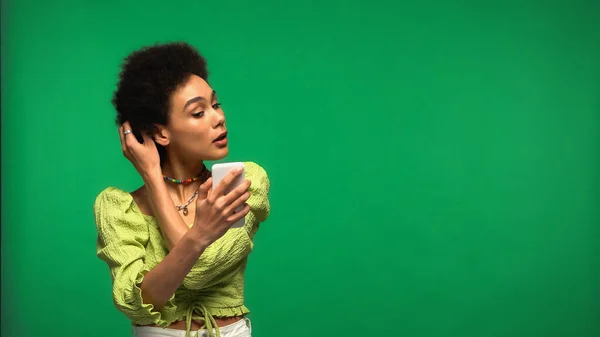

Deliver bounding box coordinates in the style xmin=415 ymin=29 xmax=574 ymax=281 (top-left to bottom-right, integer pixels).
xmin=94 ymin=187 xmax=176 ymax=327
xmin=182 ymin=161 xmax=271 ymax=289
xmin=244 ymin=161 xmax=271 ymax=228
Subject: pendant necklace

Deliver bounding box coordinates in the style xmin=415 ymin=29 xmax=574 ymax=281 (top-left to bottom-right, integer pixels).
xmin=176 ymin=189 xmax=199 ymax=216
xmin=165 ymin=166 xmax=211 ymax=216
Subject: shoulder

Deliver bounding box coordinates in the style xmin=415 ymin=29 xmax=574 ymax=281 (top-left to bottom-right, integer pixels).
xmin=93 ymin=186 xmax=147 ymax=222
xmin=93 ymin=186 xmax=149 ymax=237
xmin=243 ymin=161 xmax=269 ymax=185
xmin=94 ymin=187 xmax=133 ymax=212
xmin=94 ymin=187 xmax=150 ymax=245
xmin=242 ymin=161 xmax=270 ymax=224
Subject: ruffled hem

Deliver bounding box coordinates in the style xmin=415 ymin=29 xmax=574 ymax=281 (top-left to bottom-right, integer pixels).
xmin=209 ymin=304 xmax=250 ymax=318
xmin=135 ymin=304 xmax=251 ymax=328
xmin=127 ymin=268 xmax=178 ymax=327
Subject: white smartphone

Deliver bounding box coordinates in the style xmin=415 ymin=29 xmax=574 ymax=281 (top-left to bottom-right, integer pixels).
xmin=211 ymin=162 xmax=246 ymax=228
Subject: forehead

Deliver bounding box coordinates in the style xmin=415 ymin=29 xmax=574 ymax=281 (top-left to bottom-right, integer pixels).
xmin=171 ymin=75 xmax=213 ymax=105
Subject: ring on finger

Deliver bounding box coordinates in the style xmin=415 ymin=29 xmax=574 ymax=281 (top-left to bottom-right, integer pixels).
xmin=123 ymin=129 xmax=132 ymax=135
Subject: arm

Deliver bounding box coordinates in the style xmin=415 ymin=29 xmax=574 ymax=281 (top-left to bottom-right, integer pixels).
xmin=113 ymin=122 xmax=254 ymax=295
xmin=137 ymin=172 xmax=251 ymax=292
xmin=144 ymin=162 xmax=269 ymax=250
xmin=182 ymin=162 xmax=271 ymax=289
xmin=117 ymin=121 xmax=192 ymax=251
xmin=142 ymin=173 xmax=194 ymax=250
xmin=138 ymin=229 xmax=209 ymax=309
xmin=95 ymin=181 xmax=250 ymax=324
xmin=94 ymin=188 xmax=200 ymax=324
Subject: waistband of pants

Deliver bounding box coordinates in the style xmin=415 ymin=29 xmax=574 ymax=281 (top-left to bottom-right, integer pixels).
xmin=132 ymin=317 xmax=251 ymax=337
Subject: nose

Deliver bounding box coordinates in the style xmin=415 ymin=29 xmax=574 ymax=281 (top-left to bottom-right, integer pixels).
xmin=210 ymin=107 xmax=225 ymax=128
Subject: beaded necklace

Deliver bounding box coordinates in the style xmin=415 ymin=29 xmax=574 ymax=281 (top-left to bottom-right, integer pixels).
xmin=163 ymin=166 xmax=211 ymax=216
xmin=163 ymin=174 xmax=201 ymax=184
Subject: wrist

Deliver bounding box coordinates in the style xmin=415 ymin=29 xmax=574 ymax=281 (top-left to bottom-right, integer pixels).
xmin=182 ymin=228 xmax=210 ymax=253
xmin=143 ymin=170 xmax=165 ymax=189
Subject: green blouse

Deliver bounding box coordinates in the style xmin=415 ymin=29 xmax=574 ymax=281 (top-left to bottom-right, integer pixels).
xmin=93 ymin=162 xmax=270 ymax=337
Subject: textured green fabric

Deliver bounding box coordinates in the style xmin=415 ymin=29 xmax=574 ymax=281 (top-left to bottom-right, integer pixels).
xmin=94 ymin=162 xmax=270 ymax=336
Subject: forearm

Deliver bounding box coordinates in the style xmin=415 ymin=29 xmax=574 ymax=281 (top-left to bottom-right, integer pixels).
xmin=144 ymin=175 xmax=189 ymax=249
xmin=138 ymin=230 xmax=208 ymax=310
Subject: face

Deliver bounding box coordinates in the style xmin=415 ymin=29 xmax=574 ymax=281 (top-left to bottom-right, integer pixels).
xmin=155 ymin=74 xmax=229 ymax=162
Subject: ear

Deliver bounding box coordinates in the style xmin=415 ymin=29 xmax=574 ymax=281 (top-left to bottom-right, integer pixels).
xmin=152 ymin=124 xmax=170 ymax=147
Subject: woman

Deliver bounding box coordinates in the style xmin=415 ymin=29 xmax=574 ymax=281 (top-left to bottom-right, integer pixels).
xmin=93 ymin=42 xmax=270 ymax=337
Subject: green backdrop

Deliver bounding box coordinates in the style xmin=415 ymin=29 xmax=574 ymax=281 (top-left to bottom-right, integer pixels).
xmin=2 ymin=0 xmax=598 ymax=336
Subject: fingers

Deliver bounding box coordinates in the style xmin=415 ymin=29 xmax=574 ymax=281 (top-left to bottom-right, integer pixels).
xmin=223 ymin=191 xmax=250 ymax=216
xmin=208 ymin=177 xmax=249 ymax=212
xmin=118 ymin=125 xmax=127 ymax=154
xmin=221 ymin=179 xmax=251 ymax=206
xmin=141 ymin=131 xmax=153 ymax=145
xmin=122 ymin=121 xmax=137 ymax=147
xmin=226 ymin=204 xmax=250 ymax=224
xmin=198 ymin=177 xmax=212 ymax=200
xmin=120 ymin=121 xmax=148 ymax=157
xmin=211 ymin=168 xmax=245 ymax=200
xmin=205 ymin=178 xmax=249 ymax=222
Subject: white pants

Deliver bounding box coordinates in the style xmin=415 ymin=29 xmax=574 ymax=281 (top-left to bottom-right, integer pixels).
xmin=132 ymin=318 xmax=252 ymax=337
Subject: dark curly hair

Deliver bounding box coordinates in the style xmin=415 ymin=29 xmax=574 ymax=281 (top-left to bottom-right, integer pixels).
xmin=112 ymin=41 xmax=209 ymax=163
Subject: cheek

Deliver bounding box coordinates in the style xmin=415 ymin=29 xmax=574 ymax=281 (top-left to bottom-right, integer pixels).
xmin=169 ymin=131 xmax=210 ymax=152
xmin=189 ymin=132 xmax=214 ymax=151
xmin=168 ymin=119 xmax=219 ymax=153
xmin=175 ymin=120 xmax=211 ymax=141
xmin=185 ymin=133 xmax=211 ymax=148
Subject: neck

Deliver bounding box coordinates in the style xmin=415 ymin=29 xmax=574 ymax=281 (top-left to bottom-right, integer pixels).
xmin=161 ymin=156 xmax=206 ymax=203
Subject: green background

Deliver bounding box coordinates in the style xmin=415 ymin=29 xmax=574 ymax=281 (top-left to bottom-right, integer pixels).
xmin=2 ymin=0 xmax=599 ymax=336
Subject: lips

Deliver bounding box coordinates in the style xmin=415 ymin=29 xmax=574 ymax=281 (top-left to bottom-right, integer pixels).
xmin=213 ymin=131 xmax=228 ymax=143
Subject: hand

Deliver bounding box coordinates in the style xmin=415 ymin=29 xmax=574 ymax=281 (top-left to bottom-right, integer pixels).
xmin=119 ymin=121 xmax=161 ymax=181
xmin=192 ymin=169 xmax=252 ymax=245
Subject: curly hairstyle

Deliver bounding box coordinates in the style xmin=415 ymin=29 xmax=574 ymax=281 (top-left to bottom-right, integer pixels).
xmin=112 ymin=41 xmax=209 ymax=163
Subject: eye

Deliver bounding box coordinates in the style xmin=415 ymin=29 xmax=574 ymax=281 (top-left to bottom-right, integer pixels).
xmin=212 ymin=102 xmax=222 ymax=110
xmin=191 ymin=111 xmax=205 ymax=117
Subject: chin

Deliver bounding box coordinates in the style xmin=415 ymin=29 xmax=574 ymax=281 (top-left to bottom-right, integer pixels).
xmin=206 ymin=148 xmax=229 ymax=161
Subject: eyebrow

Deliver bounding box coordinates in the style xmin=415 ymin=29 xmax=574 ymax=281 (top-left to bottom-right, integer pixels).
xmin=183 ymin=90 xmax=217 ymax=111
